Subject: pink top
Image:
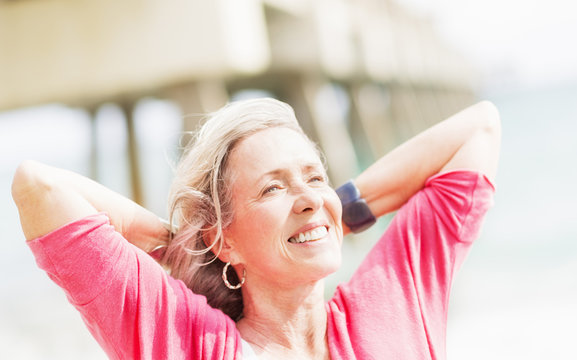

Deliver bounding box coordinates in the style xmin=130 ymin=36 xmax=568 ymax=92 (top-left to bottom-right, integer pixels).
xmin=28 ymin=170 xmax=494 ymax=359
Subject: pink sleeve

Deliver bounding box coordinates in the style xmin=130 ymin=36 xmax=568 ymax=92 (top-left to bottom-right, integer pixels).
xmin=28 ymin=213 xmax=242 ymax=360
xmin=327 ymin=170 xmax=495 ymax=360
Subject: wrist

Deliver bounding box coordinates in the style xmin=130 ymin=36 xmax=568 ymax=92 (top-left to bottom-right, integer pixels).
xmin=336 ymin=180 xmax=376 ymax=233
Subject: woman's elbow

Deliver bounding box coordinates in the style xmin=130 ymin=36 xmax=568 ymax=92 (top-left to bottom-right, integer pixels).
xmin=477 ymin=100 xmax=501 ymax=137
xmin=474 ymin=101 xmax=502 ymax=179
xmin=11 ymin=160 xmax=51 ymax=208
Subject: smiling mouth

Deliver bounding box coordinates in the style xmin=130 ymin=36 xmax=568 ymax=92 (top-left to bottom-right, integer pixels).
xmin=288 ymin=226 xmax=328 ymax=244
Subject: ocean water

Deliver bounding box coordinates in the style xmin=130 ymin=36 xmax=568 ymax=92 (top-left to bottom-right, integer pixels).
xmin=1 ymin=85 xmax=576 ymax=359
xmin=447 ymin=83 xmax=577 ymax=359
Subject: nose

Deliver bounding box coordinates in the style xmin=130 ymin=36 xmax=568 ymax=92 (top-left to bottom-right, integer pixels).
xmin=291 ymin=184 xmax=323 ymax=214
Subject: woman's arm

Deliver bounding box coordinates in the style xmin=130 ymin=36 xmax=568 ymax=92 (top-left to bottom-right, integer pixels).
xmin=11 ymin=160 xmax=168 ymax=251
xmin=348 ymin=101 xmax=501 ymax=232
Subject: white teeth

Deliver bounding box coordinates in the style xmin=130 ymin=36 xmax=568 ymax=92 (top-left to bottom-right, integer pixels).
xmin=288 ymin=226 xmax=328 ymax=243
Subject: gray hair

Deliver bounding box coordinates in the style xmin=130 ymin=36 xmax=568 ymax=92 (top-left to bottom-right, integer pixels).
xmin=161 ymin=98 xmax=309 ymax=321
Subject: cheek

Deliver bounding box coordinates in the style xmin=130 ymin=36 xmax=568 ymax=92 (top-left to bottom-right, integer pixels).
xmin=246 ymin=213 xmax=279 ymax=240
xmin=325 ymin=190 xmax=343 ymax=220
xmin=228 ymin=204 xmax=289 ymax=253
xmin=325 ymin=190 xmax=344 ymax=240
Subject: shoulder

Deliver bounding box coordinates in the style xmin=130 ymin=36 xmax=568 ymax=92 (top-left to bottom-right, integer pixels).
xmin=422 ymin=169 xmax=495 ymax=208
xmin=412 ymin=169 xmax=495 ymax=242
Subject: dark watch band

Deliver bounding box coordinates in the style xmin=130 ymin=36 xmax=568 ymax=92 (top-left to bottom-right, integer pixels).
xmin=336 ymin=180 xmax=376 ymax=233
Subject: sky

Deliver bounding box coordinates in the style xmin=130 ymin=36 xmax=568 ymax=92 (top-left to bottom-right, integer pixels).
xmin=401 ymin=0 xmax=577 ymax=89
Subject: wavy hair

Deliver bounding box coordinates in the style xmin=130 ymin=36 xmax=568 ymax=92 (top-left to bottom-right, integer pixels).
xmin=161 ymin=98 xmax=308 ymax=321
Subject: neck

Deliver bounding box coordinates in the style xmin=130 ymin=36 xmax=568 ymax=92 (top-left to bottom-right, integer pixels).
xmin=237 ymin=280 xmax=329 ymax=359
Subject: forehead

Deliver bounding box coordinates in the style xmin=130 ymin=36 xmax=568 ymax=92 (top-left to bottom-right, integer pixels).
xmin=228 ymin=127 xmax=322 ymax=180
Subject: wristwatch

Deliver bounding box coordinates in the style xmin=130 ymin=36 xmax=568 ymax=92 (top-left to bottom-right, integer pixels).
xmin=336 ymin=180 xmax=376 ymax=233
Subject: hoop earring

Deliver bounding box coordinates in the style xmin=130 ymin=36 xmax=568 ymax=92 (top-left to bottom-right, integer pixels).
xmin=222 ymin=262 xmax=246 ymax=290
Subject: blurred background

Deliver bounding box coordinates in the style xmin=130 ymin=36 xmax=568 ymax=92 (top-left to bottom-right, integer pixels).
xmin=1 ymin=0 xmax=575 ymax=358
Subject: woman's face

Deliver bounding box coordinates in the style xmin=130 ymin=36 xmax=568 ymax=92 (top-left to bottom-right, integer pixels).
xmin=223 ymin=127 xmax=343 ymax=288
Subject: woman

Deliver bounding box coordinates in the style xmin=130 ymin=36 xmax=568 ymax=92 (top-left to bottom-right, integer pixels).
xmin=12 ymin=98 xmax=500 ymax=359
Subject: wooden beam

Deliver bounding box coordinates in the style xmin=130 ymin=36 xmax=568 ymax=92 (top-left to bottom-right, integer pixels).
xmin=118 ymin=100 xmax=143 ymax=205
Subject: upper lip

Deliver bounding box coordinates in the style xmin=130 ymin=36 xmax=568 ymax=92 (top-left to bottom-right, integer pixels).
xmin=289 ymin=221 xmax=329 ymax=239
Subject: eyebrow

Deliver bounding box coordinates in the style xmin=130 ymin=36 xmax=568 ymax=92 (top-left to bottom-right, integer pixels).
xmin=257 ymin=163 xmax=325 ymax=182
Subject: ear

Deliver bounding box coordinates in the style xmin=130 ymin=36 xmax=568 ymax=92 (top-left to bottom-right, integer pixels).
xmin=202 ymin=227 xmax=238 ymax=264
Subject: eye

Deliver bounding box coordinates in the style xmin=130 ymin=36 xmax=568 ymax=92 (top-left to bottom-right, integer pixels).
xmin=309 ymin=174 xmax=326 ymax=184
xmin=263 ymin=183 xmax=283 ymax=194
